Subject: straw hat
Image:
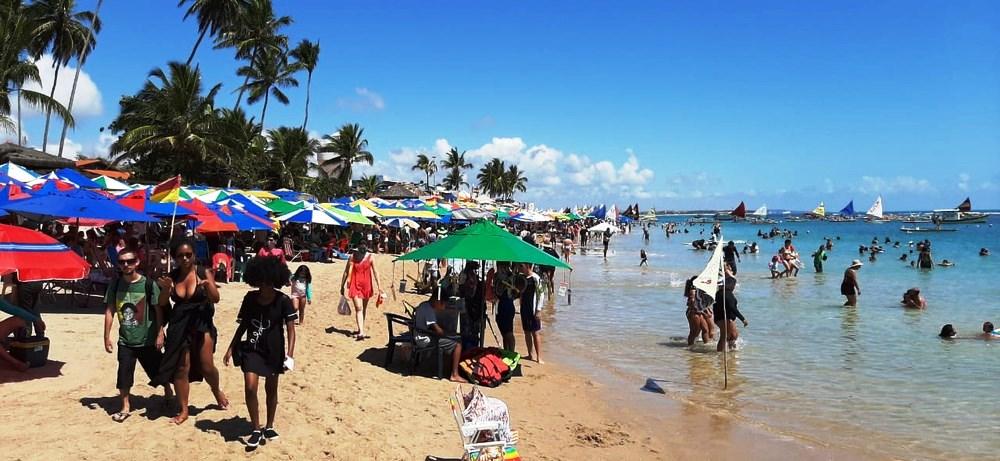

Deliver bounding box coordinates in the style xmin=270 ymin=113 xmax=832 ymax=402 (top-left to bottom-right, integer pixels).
xmin=849 ymin=259 xmax=864 ymax=268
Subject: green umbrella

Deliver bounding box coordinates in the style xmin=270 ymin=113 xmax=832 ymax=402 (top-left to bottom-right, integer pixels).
xmin=396 ymin=220 xmax=571 ymax=269
xmin=266 ymin=199 xmax=305 ymax=215
xmin=495 ymin=210 xmax=511 ymax=221
xmin=318 ymin=203 xmax=375 ymax=225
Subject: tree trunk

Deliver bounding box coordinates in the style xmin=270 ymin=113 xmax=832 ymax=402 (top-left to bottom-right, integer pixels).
xmin=16 ymin=88 xmax=22 ymax=146
xmin=260 ymin=90 xmax=270 ymax=127
xmin=41 ymin=64 xmax=61 ymax=153
xmin=233 ymin=46 xmax=257 ymax=110
xmin=186 ymin=28 xmax=206 ymax=67
xmin=301 ymin=72 xmax=312 ymax=130
xmin=59 ymin=0 xmax=103 ymax=158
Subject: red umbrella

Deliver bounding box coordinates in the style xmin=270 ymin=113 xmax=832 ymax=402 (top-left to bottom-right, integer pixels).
xmin=0 ymin=224 xmax=91 ymax=281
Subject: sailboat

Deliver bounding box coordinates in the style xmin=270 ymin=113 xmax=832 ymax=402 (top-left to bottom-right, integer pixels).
xmin=730 ymin=201 xmax=746 ymax=219
xmin=932 ymin=197 xmax=988 ymax=224
xmin=829 ymin=200 xmax=855 ymax=222
xmin=752 ymin=204 xmax=768 ymax=217
xmin=809 ymin=202 xmax=826 ymax=218
xmin=748 ymin=204 xmax=775 ymax=224
xmin=866 ymin=195 xmax=887 ymax=222
xmin=640 ymin=207 xmax=658 ymax=222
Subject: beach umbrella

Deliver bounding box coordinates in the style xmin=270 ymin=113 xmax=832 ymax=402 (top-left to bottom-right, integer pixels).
xmin=587 ymin=222 xmax=618 ymax=234
xmin=0 ymin=162 xmax=39 ymax=183
xmin=196 ymin=189 xmax=231 ymax=203
xmin=54 ymin=168 xmax=102 ymax=189
xmin=396 ymin=220 xmax=570 ymax=269
xmin=93 ymin=175 xmax=132 ymax=191
xmin=1 ymin=190 xmax=160 ymax=222
xmin=276 ymin=207 xmax=348 ymax=226
xmin=0 ymin=224 xmax=90 ymax=281
xmin=220 ymin=194 xmax=272 ymax=219
xmin=317 ymin=204 xmax=375 ymax=225
xmin=382 ymin=217 xmax=420 ymax=229
xmin=266 ymin=198 xmax=305 ymax=215
xmin=212 ymin=204 xmax=274 ymax=231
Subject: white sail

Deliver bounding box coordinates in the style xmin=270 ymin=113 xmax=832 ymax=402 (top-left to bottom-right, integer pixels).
xmin=752 ymin=204 xmax=768 ymax=217
xmin=693 ymin=236 xmax=724 ymax=302
xmin=867 ymin=195 xmax=884 ymax=219
xmin=606 ymin=204 xmax=618 ymax=222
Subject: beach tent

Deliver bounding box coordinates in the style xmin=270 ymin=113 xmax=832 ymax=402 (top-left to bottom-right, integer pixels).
xmin=276 ymin=206 xmax=347 ymax=226
xmin=587 ymin=222 xmax=618 ymax=234
xmin=0 ymin=224 xmax=91 ymax=281
xmin=397 ymin=220 xmax=570 ymax=270
xmin=93 ymin=175 xmax=132 ymax=191
xmin=0 ymin=162 xmax=39 ymax=183
xmin=54 ymin=168 xmax=102 ymax=189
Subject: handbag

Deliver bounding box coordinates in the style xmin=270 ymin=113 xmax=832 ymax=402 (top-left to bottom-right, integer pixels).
xmin=337 ymin=296 xmax=352 ymax=315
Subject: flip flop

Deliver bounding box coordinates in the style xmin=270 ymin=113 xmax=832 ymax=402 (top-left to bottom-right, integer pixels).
xmin=112 ymin=412 xmax=131 ymax=423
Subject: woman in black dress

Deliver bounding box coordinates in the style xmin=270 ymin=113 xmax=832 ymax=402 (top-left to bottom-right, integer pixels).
xmin=153 ymin=238 xmax=229 ymax=424
xmin=224 ymin=256 xmax=297 ymax=448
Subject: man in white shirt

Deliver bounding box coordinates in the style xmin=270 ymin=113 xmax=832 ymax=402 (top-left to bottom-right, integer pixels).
xmin=413 ymin=289 xmax=467 ymax=382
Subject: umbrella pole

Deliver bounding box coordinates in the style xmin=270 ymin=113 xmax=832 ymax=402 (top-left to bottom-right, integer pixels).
xmin=165 ymin=200 xmax=180 ymax=273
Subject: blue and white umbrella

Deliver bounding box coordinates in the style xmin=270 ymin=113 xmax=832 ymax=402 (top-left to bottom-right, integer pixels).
xmin=275 ymin=206 xmax=348 ymax=226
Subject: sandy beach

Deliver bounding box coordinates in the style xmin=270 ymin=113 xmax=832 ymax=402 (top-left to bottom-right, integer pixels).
xmin=1 ymin=254 xmax=879 ymax=460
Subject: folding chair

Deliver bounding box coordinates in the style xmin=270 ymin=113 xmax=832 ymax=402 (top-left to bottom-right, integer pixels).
xmin=283 ymin=238 xmax=307 ymax=262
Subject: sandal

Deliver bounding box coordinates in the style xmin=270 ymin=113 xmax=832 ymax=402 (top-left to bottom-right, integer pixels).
xmin=112 ymin=412 xmax=131 ymax=423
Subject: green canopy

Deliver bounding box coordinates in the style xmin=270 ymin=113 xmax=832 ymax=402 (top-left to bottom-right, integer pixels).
xmin=396 ymin=220 xmax=571 ymax=269
xmin=266 ymin=199 xmax=305 ymax=215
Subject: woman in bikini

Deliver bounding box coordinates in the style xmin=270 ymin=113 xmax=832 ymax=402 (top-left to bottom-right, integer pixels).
xmin=340 ymin=243 xmax=382 ymax=341
xmin=153 ymin=238 xmax=229 ymax=424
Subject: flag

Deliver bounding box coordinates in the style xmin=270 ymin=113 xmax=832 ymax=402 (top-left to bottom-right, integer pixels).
xmin=694 ymin=235 xmax=724 ymax=301
xmin=151 ymin=175 xmax=181 ymax=203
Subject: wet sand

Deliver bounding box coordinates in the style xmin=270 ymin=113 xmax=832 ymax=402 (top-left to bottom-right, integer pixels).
xmin=0 ymin=254 xmax=882 ymax=460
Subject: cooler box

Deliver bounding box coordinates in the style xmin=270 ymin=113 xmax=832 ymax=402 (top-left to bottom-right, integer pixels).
xmin=8 ymin=336 xmax=49 ymax=368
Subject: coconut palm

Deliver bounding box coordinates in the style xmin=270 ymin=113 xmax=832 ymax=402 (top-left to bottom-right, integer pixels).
xmin=236 ymin=47 xmax=298 ymax=126
xmin=319 ymin=123 xmax=373 ymax=188
xmin=501 ymin=164 xmax=527 ymax=200
xmin=27 ymin=0 xmax=99 ymax=153
xmin=178 ymin=0 xmax=246 ymax=66
xmin=288 ymin=38 xmax=319 ymax=130
xmin=263 ymin=126 xmax=316 ymax=190
xmin=358 ymin=175 xmax=379 ymax=198
xmin=0 ymin=0 xmax=73 ymax=141
xmin=411 ymin=153 xmax=437 ymax=188
xmin=440 ymin=147 xmax=472 ymax=191
xmin=215 ymin=107 xmax=264 ymax=187
xmin=476 ymin=158 xmax=505 ymax=198
xmin=57 ymin=0 xmax=102 ymax=158
xmin=108 ymin=62 xmax=224 ymax=182
xmin=215 ymin=0 xmax=291 ymax=109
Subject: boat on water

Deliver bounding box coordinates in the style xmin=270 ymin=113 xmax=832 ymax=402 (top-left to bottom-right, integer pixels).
xmin=828 ymin=200 xmax=856 ymax=222
xmin=747 ymin=204 xmax=777 ymax=224
xmin=900 ymin=226 xmax=958 ymax=233
xmin=932 ymin=198 xmax=988 ymax=224
xmin=865 ymin=195 xmax=891 ymax=223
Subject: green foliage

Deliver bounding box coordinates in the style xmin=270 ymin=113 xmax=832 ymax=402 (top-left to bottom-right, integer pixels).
xmin=358 ymin=174 xmax=379 ymax=198
xmin=440 ymin=147 xmax=471 ymax=191
xmin=262 ymin=125 xmax=316 ymax=191
xmin=319 ymin=123 xmax=373 ymax=189
xmin=476 ymin=158 xmax=526 ymax=200
xmin=411 ymin=153 xmax=436 ymax=188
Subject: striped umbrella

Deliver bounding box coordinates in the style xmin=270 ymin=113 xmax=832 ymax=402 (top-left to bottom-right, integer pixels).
xmin=0 ymin=224 xmax=91 ymax=281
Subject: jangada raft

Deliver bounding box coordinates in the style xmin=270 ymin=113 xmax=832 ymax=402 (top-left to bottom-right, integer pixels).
xmin=932 ymin=197 xmax=988 ymax=224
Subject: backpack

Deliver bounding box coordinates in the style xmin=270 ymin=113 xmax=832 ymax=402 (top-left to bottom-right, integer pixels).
xmin=472 ymin=354 xmax=510 ymax=387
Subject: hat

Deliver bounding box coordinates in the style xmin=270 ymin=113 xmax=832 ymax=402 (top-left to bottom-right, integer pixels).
xmin=850 ymin=259 xmax=864 ymax=268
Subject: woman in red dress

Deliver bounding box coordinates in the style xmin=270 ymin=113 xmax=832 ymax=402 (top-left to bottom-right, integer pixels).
xmin=340 ymin=243 xmax=382 ymax=340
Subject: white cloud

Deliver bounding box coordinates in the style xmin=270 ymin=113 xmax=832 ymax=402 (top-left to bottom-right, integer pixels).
xmin=433 ymin=138 xmax=452 ymax=156
xmin=41 ymin=138 xmax=83 ymax=160
xmin=337 ymin=87 xmax=385 ymax=112
xmin=18 ymin=54 xmax=103 ymax=118
xmin=92 ymin=132 xmax=115 ymax=158
xmin=857 ymin=176 xmax=935 ymax=194
xmin=958 ymin=173 xmax=970 ymax=191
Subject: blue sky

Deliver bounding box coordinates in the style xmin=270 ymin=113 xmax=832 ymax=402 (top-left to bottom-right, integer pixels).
xmin=9 ymin=0 xmax=999 ymax=210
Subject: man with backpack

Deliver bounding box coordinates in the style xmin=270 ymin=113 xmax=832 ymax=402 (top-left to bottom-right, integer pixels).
xmin=103 ymin=249 xmax=173 ymax=422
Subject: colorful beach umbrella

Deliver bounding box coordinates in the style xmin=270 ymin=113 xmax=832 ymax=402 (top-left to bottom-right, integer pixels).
xmin=382 ymin=217 xmax=420 ymax=229
xmin=0 ymin=224 xmax=90 ymax=281
xmin=213 ymin=204 xmax=274 ymax=231
xmin=1 ymin=190 xmax=160 ymax=222
xmin=54 ymin=168 xmax=102 ymax=189
xmin=275 ymin=207 xmax=347 ymax=226
xmin=317 ymin=203 xmax=375 ymax=225
xmin=266 ymin=198 xmax=305 ymax=215
xmin=396 ymin=220 xmax=571 ymax=269
xmin=0 ymin=162 xmax=39 ymax=183
xmin=94 ymin=175 xmax=132 ymax=191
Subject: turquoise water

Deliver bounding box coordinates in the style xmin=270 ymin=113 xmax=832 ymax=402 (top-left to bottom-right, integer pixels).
xmin=545 ymin=217 xmax=1000 ymax=460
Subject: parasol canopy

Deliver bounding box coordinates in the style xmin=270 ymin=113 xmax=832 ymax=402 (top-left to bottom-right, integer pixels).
xmin=0 ymin=224 xmax=91 ymax=281
xmin=396 ymin=220 xmax=570 ymax=269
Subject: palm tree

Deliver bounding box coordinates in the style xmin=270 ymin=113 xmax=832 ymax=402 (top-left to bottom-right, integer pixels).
xmin=27 ymin=0 xmax=99 ymax=153
xmin=476 ymin=158 xmax=505 ymax=198
xmin=288 ymin=39 xmax=319 ymax=130
xmin=0 ymin=0 xmax=73 ymax=141
xmin=358 ymin=175 xmax=379 ymax=198
xmin=108 ymin=62 xmax=224 ymax=182
xmin=58 ymin=0 xmax=102 ymax=158
xmin=215 ymin=107 xmax=264 ymax=187
xmin=178 ymin=0 xmax=246 ymax=66
xmin=215 ymin=0 xmax=291 ymax=109
xmin=236 ymin=47 xmax=298 ymax=126
xmin=263 ymin=126 xmax=316 ymax=190
xmin=411 ymin=153 xmax=436 ymax=188
xmin=319 ymin=123 xmax=373 ymax=188
xmin=501 ymin=164 xmax=527 ymax=200
xmin=440 ymin=147 xmax=472 ymax=191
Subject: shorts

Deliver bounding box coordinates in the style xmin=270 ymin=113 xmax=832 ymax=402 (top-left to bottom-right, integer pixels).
xmin=496 ymin=299 xmax=516 ymax=334
xmin=117 ymin=345 xmax=163 ymax=390
xmin=436 ymin=337 xmax=459 ymax=353
xmin=521 ymin=312 xmax=541 ymax=333
xmin=240 ymin=351 xmax=282 ymax=377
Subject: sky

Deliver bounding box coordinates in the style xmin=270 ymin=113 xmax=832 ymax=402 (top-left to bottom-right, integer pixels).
xmin=7 ymin=0 xmax=1000 ymax=211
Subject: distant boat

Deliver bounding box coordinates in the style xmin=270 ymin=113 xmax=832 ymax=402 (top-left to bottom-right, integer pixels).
xmin=751 ymin=204 xmax=768 ymax=217
xmin=932 ymin=197 xmax=988 ymax=224
xmin=900 ymin=226 xmax=958 ymax=233
xmin=808 ymin=202 xmax=825 ymax=218
xmin=866 ymin=195 xmax=884 ymax=219
xmin=730 ymin=201 xmax=746 ymax=219
xmin=829 ymin=200 xmax=856 ymax=222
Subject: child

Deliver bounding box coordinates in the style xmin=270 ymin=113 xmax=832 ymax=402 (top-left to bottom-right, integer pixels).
xmin=224 ymin=256 xmax=297 ymax=449
xmin=289 ymin=265 xmax=312 ymax=325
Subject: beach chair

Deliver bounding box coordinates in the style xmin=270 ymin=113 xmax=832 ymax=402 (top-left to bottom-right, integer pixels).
xmin=383 ymin=312 xmax=456 ymax=379
xmin=283 ymin=238 xmax=307 ymax=262
xmin=450 ymin=386 xmax=520 ymax=461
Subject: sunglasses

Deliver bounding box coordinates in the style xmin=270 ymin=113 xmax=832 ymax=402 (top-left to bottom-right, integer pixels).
xmin=176 ymin=252 xmax=194 ymax=259
xmin=118 ymin=258 xmax=138 ymax=266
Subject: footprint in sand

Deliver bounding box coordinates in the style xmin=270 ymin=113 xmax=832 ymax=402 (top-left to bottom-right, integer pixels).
xmin=570 ymin=422 xmax=632 ymax=448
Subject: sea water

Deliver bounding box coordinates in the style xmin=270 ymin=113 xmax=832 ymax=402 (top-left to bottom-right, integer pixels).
xmin=546 ymin=217 xmax=1000 ymax=460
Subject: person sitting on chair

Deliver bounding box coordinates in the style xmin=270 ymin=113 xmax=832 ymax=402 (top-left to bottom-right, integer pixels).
xmin=0 ymin=299 xmax=46 ymax=371
xmin=413 ymin=289 xmax=467 ymax=383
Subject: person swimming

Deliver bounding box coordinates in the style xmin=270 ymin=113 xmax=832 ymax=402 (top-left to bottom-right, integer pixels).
xmin=981 ymin=322 xmax=998 ymax=339
xmin=939 ymin=324 xmax=957 ymax=339
xmin=979 ymin=248 xmax=990 ymax=256
xmin=901 ymin=288 xmax=927 ymax=309
xmin=938 ymin=259 xmax=954 ymax=267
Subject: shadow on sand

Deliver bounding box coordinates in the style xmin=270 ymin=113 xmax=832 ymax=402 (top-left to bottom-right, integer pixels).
xmin=0 ymin=359 xmax=65 ymax=384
